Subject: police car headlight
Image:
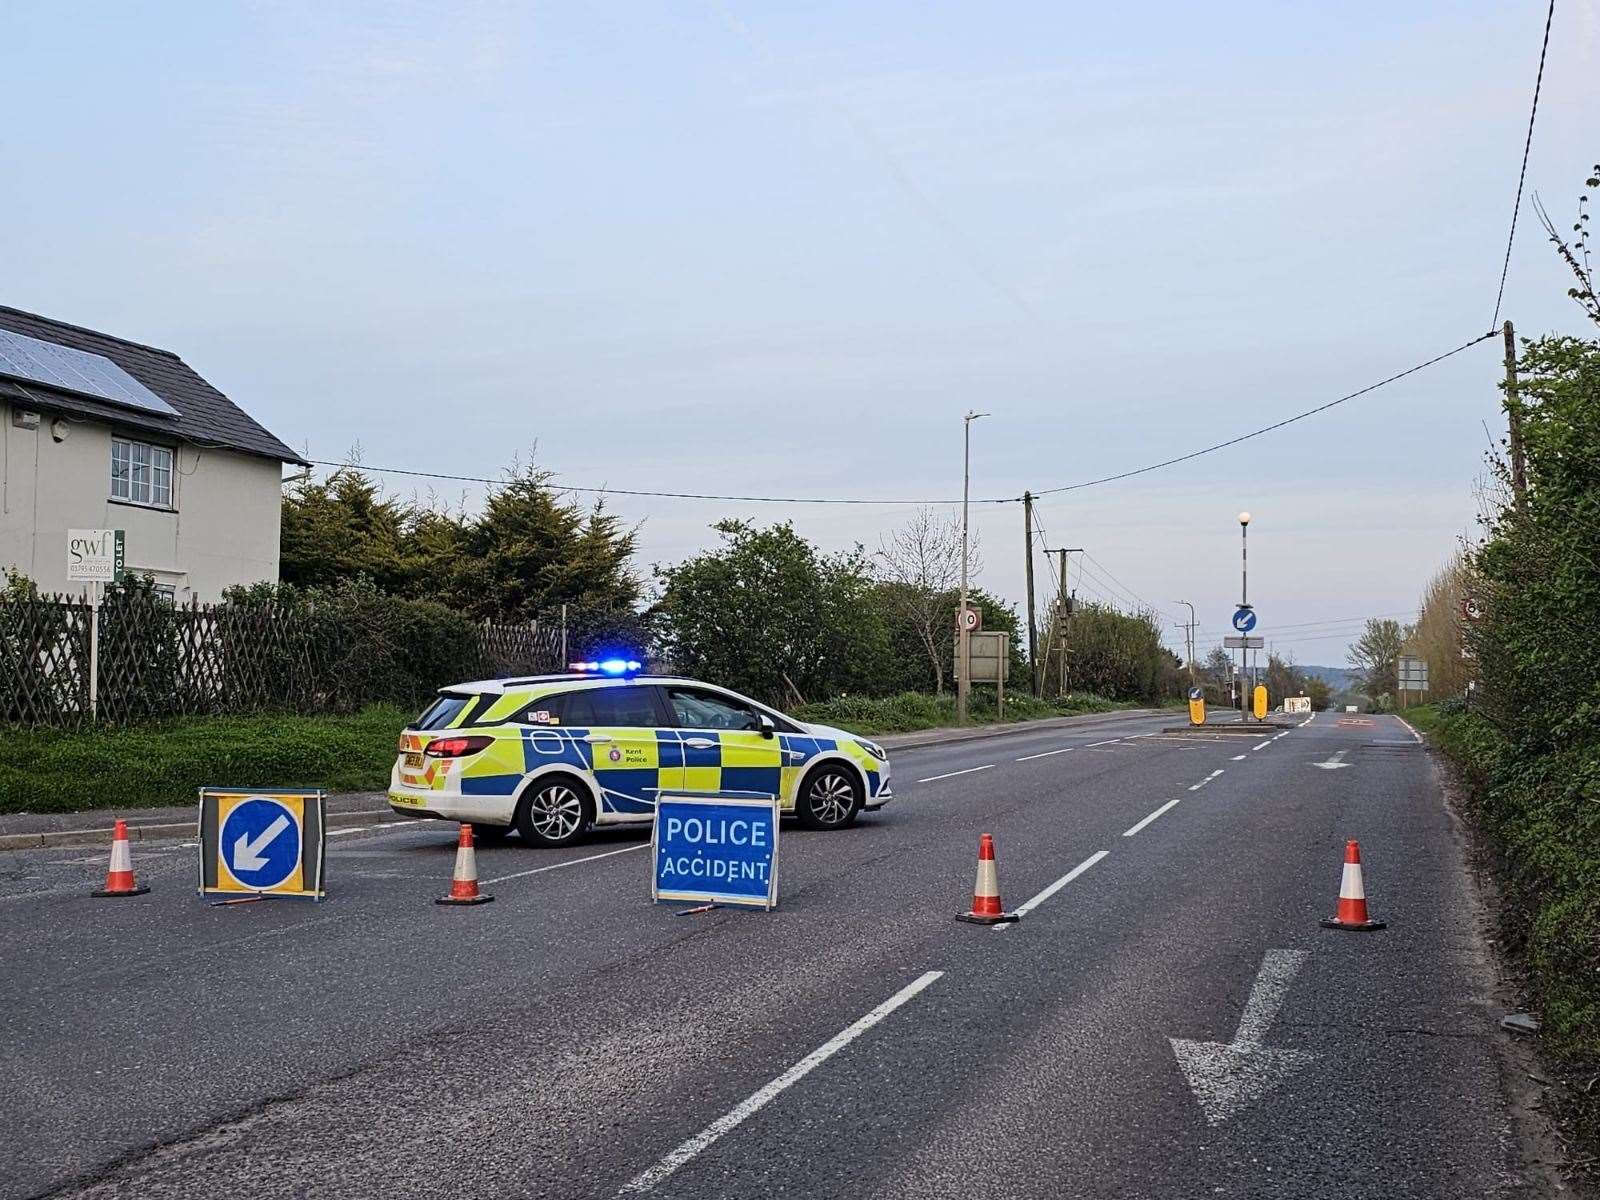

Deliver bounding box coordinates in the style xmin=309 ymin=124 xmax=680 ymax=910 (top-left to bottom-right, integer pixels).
xmin=859 ymin=740 xmax=888 ymax=762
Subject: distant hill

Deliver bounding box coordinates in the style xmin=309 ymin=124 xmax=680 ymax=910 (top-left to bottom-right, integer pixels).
xmin=1300 ymin=664 xmax=1359 ymax=692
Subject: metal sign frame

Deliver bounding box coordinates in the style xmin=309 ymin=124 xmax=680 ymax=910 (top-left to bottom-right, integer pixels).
xmin=198 ymin=789 xmax=327 ymax=900
xmin=651 ymin=791 xmax=779 ymax=910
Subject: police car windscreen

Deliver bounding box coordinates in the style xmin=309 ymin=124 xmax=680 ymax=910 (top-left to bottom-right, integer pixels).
xmin=414 ymin=694 xmax=473 ymax=730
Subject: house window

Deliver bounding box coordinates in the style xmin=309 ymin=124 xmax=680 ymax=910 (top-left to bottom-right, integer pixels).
xmin=111 ymin=438 xmax=173 ymax=508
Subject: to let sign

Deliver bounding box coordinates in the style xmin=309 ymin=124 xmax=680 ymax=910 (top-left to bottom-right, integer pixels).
xmin=67 ymin=529 xmax=124 ymax=583
xmin=652 ymin=792 xmax=779 ymax=910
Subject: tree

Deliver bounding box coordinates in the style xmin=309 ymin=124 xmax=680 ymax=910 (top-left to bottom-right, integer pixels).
xmin=280 ymin=468 xmax=410 ymax=593
xmin=1303 ymin=675 xmax=1333 ymax=711
xmin=1534 ymin=162 xmax=1600 ymax=328
xmin=1201 ymin=646 xmax=1234 ymax=703
xmin=447 ymin=463 xmax=640 ymax=620
xmin=1412 ymin=553 xmax=1475 ymax=700
xmin=874 ymin=509 xmax=976 ymax=695
xmin=1347 ymin=617 xmax=1410 ymax=709
xmin=654 ymin=521 xmax=888 ymax=707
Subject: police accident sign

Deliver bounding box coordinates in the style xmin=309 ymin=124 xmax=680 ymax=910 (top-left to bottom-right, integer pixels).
xmin=651 ymin=792 xmax=779 ymax=910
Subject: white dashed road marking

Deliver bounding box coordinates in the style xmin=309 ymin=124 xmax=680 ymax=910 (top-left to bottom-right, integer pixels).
xmin=995 ymin=849 xmax=1110 ymax=929
xmin=916 ymin=765 xmax=994 ymax=784
xmin=620 ymin=971 xmax=945 ymax=1193
xmin=1016 ymin=747 xmax=1075 ymax=762
xmin=1253 ymin=741 xmax=1271 ymax=751
xmin=1189 ymin=770 xmax=1225 ymax=792
xmin=481 ymin=843 xmax=648 ymax=886
xmin=1231 ymin=754 xmax=1247 ymax=761
xmin=1123 ymin=798 xmax=1184 ymax=837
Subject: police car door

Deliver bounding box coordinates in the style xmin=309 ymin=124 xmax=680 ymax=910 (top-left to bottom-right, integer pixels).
xmin=661 ymin=685 xmax=783 ymax=800
xmin=566 ymin=685 xmax=668 ymax=818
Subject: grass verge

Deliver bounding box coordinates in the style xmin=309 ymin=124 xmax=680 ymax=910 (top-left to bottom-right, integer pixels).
xmin=0 ymin=706 xmax=409 ymax=814
xmin=792 ymin=690 xmax=1136 ymax=737
xmin=1405 ymin=702 xmax=1600 ymax=1181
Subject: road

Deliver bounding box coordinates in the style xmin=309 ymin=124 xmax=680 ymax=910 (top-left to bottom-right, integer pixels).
xmin=0 ymin=710 xmax=1532 ymax=1198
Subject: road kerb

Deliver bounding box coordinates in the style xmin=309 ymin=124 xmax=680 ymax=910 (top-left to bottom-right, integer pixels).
xmin=0 ymin=807 xmax=397 ymax=853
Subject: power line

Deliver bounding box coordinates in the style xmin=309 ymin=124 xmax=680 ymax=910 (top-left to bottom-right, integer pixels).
xmin=303 ymin=459 xmax=997 ymax=507
xmin=1031 ymin=332 xmax=1498 ymax=497
xmin=1490 ymin=0 xmax=1558 ymax=329
xmin=306 ymin=330 xmax=1496 ymax=507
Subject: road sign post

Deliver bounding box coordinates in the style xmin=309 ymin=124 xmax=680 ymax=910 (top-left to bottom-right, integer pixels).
xmin=652 ymin=792 xmax=779 ymax=910
xmin=67 ymin=530 xmax=125 ymax=721
xmin=199 ymin=790 xmax=326 ymax=900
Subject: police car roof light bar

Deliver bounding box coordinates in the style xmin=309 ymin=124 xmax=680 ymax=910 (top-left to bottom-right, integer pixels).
xmin=569 ymin=658 xmax=643 ymax=677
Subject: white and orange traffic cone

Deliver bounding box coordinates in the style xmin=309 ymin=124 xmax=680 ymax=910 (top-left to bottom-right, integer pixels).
xmin=956 ymin=833 xmax=1018 ymax=925
xmin=435 ymin=823 xmax=494 ymax=906
xmin=1321 ymin=839 xmax=1386 ymax=931
xmin=92 ymin=819 xmax=149 ymax=897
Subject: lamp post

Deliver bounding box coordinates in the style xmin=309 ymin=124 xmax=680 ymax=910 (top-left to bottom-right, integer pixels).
xmin=1238 ymin=511 xmax=1251 ymax=721
xmin=957 ymin=411 xmax=988 ymax=724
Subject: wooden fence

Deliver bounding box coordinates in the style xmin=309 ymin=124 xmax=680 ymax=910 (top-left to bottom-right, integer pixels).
xmin=0 ymin=590 xmax=569 ymax=728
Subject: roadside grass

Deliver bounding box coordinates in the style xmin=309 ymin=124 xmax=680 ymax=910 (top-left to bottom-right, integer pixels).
xmin=793 ymin=690 xmax=1136 ymax=736
xmin=1405 ymin=702 xmax=1600 ymax=1171
xmin=1 ymin=690 xmax=1149 ymax=815
xmin=0 ymin=706 xmax=410 ymax=814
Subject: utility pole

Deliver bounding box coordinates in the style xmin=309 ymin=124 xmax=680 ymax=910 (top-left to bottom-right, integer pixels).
xmin=1503 ymin=320 xmax=1528 ymax=508
xmin=1023 ymin=491 xmax=1039 ymax=698
xmin=1042 ymin=547 xmax=1082 ymax=697
xmin=1174 ymin=600 xmax=1196 ymax=685
xmin=957 ymin=411 xmax=988 ymax=724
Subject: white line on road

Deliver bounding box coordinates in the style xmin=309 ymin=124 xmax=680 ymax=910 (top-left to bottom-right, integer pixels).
xmin=1123 ymin=798 xmax=1183 ymax=837
xmin=1272 ymin=732 xmax=1288 ymax=740
xmin=1188 ymin=770 xmax=1224 ymax=792
xmin=916 ymin=764 xmax=993 ymax=783
xmin=1395 ymin=716 xmax=1424 ymax=743
xmin=1252 ymin=740 xmax=1271 ymax=751
xmin=1085 ymin=738 xmax=1122 ymax=748
xmin=620 ymin=971 xmax=944 ymax=1193
xmin=1231 ymin=754 xmax=1247 ymax=761
xmin=1015 ymin=747 xmax=1074 ymax=762
xmin=481 ymin=843 xmax=647 ymax=885
xmin=995 ymin=850 xmax=1110 ymax=930
xmin=328 ymin=819 xmax=425 ymax=838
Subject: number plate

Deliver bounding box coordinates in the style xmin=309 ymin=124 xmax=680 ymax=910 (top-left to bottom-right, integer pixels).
xmin=403 ymin=751 xmax=424 ymax=770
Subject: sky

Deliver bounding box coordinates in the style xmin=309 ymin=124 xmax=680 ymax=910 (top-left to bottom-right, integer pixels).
xmin=3 ymin=1 xmax=1596 ymax=665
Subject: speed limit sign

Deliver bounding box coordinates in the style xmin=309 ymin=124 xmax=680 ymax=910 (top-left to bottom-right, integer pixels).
xmin=956 ymin=605 xmax=981 ymax=633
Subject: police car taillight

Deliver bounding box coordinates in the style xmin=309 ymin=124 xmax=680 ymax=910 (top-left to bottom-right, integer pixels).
xmin=424 ymin=735 xmax=493 ymax=758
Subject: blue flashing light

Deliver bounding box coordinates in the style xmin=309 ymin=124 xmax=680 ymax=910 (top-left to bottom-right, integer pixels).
xmin=568 ymin=658 xmax=643 ymax=677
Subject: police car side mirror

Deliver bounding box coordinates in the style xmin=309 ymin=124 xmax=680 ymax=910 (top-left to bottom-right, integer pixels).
xmin=757 ymin=714 xmax=776 ymax=739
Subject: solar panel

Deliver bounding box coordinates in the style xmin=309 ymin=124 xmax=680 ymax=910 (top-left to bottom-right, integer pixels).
xmin=0 ymin=327 xmax=178 ymax=417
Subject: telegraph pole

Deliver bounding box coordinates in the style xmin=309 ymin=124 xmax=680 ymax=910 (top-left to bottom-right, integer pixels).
xmin=957 ymin=411 xmax=987 ymax=724
xmin=1174 ymin=600 xmax=1197 ymax=685
xmin=1023 ymin=491 xmax=1040 ymax=698
xmin=1503 ymin=320 xmax=1528 ymax=508
xmin=1043 ymin=547 xmax=1082 ymax=697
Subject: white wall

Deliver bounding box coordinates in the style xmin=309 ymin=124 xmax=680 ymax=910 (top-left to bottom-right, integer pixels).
xmin=0 ymin=402 xmax=283 ymax=601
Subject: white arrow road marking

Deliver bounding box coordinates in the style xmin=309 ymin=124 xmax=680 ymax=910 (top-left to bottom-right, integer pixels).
xmin=233 ymin=815 xmax=290 ymax=872
xmin=1170 ymin=949 xmax=1316 ymax=1126
xmin=1312 ymin=750 xmax=1351 ymax=770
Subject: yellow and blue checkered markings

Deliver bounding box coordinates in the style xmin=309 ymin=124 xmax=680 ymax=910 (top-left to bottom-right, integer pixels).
xmin=447 ymin=721 xmax=881 ymax=815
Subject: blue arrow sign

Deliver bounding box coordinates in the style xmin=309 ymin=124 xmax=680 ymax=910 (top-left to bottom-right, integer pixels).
xmin=220 ymin=797 xmax=300 ymax=889
xmin=1232 ymin=607 xmax=1258 ymax=633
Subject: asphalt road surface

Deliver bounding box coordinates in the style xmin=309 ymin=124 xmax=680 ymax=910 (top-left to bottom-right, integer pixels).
xmin=0 ymin=710 xmax=1534 ymax=1198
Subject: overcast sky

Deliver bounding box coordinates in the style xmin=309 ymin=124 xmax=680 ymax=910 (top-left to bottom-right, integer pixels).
xmin=4 ymin=1 xmax=1595 ymax=664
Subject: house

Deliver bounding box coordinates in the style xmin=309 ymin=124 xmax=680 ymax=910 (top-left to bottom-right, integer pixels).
xmin=0 ymin=305 xmax=305 ymax=601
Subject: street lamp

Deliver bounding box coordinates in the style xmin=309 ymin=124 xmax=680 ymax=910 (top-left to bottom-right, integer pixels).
xmin=1238 ymin=511 xmax=1252 ymax=721
xmin=957 ymin=411 xmax=989 ymax=724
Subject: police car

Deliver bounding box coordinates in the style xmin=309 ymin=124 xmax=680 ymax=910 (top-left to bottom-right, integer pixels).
xmin=388 ymin=662 xmax=892 ymax=846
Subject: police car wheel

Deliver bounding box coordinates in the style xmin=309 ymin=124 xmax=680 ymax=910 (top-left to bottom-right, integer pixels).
xmin=796 ymin=766 xmax=861 ymax=831
xmin=515 ymin=776 xmax=592 ymax=847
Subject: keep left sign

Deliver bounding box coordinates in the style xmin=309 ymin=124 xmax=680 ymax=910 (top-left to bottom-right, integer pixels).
xmin=199 ymin=790 xmax=326 ymax=899
xmin=652 ymin=792 xmax=779 ymax=910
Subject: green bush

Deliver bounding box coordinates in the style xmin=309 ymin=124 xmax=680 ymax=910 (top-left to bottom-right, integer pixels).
xmin=0 ymin=706 xmax=410 ymax=813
